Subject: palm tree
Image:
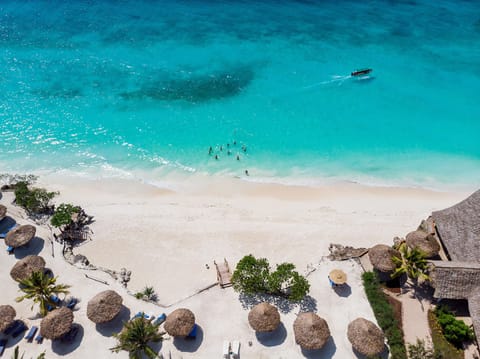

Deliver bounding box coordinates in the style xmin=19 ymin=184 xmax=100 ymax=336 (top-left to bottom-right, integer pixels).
xmin=391 ymin=243 xmax=430 ymax=285
xmin=11 ymin=346 xmax=45 ymax=359
xmin=111 ymin=317 xmax=164 ymax=359
xmin=15 ymin=271 xmax=70 ymax=317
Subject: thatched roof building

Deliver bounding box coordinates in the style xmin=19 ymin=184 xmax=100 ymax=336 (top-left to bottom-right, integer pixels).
xmin=347 ymin=318 xmax=385 ymax=356
xmin=405 ymin=230 xmax=440 ymax=258
xmin=432 ymin=189 xmax=480 ymax=262
xmin=10 ymin=255 xmax=46 ymax=282
xmin=164 ymin=308 xmax=195 ymax=337
xmin=40 ymin=307 xmax=74 ymax=340
xmin=87 ymin=290 xmax=123 ymax=324
xmin=248 ymin=302 xmax=280 ymax=332
xmin=5 ymin=224 xmax=36 ymax=248
xmin=293 ymin=312 xmax=330 ymax=350
xmin=368 ymin=244 xmax=400 ymax=272
xmin=0 ymin=204 xmax=6 ymax=221
xmin=0 ymin=305 xmax=16 ymax=332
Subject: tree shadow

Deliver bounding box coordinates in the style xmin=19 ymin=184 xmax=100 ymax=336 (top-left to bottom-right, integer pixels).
xmin=333 ymin=284 xmax=352 ymax=297
xmin=301 ymin=336 xmax=337 ymax=359
xmin=255 ymin=322 xmax=287 ymax=347
xmin=52 ymin=323 xmax=84 ymax=355
xmin=0 ymin=216 xmax=16 ymax=232
xmin=238 ymin=293 xmax=317 ymax=314
xmin=14 ymin=236 xmax=45 ymax=258
xmin=95 ymin=306 xmax=131 ymax=337
xmin=172 ymin=324 xmax=204 ymax=352
xmin=353 ymin=345 xmax=388 ymax=359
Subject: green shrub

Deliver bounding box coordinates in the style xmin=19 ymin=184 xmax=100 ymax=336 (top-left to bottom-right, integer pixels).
xmin=50 ymin=203 xmax=81 ymax=228
xmin=14 ymin=181 xmax=57 ymax=215
xmin=428 ymin=309 xmax=464 ymax=359
xmin=434 ymin=305 xmax=474 ymax=348
xmin=232 ymin=254 xmax=310 ymax=301
xmin=407 ymin=339 xmax=435 ymax=359
xmin=362 ymin=271 xmax=407 ymax=359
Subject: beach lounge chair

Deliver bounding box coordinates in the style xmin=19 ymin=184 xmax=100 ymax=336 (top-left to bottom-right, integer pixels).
xmin=186 ymin=324 xmax=197 ymax=340
xmin=223 ymin=341 xmax=230 ymax=359
xmin=25 ymin=326 xmax=38 ymax=342
xmin=35 ymin=334 xmax=43 ymax=344
xmin=4 ymin=320 xmax=21 ymax=335
xmin=6 ymin=246 xmax=14 ymax=254
xmin=50 ymin=295 xmax=61 ymax=304
xmin=12 ymin=321 xmax=28 ymax=338
xmin=230 ymin=340 xmax=240 ymax=359
xmin=66 ymin=298 xmax=78 ymax=310
xmin=153 ymin=313 xmax=166 ymax=325
xmin=0 ymin=339 xmax=7 ymax=356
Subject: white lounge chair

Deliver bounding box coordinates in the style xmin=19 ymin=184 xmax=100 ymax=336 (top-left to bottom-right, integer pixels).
xmin=223 ymin=341 xmax=230 ymax=359
xmin=230 ymin=340 xmax=240 ymax=359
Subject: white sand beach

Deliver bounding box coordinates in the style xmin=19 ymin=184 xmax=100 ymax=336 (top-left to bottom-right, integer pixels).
xmin=0 ymin=175 xmax=470 ymax=358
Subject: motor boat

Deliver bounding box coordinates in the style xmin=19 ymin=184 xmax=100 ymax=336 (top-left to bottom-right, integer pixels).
xmin=351 ymin=68 xmax=372 ymax=77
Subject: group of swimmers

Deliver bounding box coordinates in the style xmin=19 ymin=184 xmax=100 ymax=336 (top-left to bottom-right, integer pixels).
xmin=208 ymin=140 xmax=249 ymax=176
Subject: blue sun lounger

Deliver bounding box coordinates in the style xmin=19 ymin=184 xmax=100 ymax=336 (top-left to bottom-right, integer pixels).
xmin=66 ymin=298 xmax=78 ymax=310
xmin=0 ymin=339 xmax=8 ymax=356
xmin=6 ymin=246 xmax=14 ymax=254
xmin=25 ymin=326 xmax=38 ymax=342
xmin=186 ymin=324 xmax=197 ymax=340
xmin=153 ymin=313 xmax=166 ymax=325
xmin=132 ymin=312 xmax=154 ymax=320
xmin=50 ymin=295 xmax=61 ymax=304
xmin=12 ymin=321 xmax=28 ymax=338
xmin=35 ymin=334 xmax=43 ymax=344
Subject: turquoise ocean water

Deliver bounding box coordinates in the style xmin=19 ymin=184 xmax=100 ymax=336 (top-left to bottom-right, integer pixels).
xmin=1 ymin=0 xmax=479 ymax=189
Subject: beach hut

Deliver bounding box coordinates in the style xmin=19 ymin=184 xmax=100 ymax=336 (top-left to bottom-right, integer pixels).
xmin=405 ymin=230 xmax=440 ymax=258
xmin=347 ymin=318 xmax=385 ymax=356
xmin=40 ymin=307 xmax=74 ymax=340
xmin=5 ymin=224 xmax=36 ymax=248
xmin=248 ymin=302 xmax=280 ymax=332
xmin=329 ymin=269 xmax=347 ymax=286
xmin=293 ymin=312 xmax=330 ymax=350
xmin=164 ymin=308 xmax=195 ymax=337
xmin=368 ymin=244 xmax=400 ymax=277
xmin=0 ymin=305 xmax=16 ymax=332
xmin=87 ymin=290 xmax=123 ymax=324
xmin=0 ymin=204 xmax=6 ymax=221
xmin=10 ymin=255 xmax=46 ymax=282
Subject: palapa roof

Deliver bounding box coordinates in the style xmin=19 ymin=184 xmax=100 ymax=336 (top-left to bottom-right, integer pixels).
xmin=432 ymin=189 xmax=480 ymax=262
xmin=368 ymin=244 xmax=400 ymax=272
xmin=87 ymin=290 xmax=123 ymax=324
xmin=329 ymin=269 xmax=347 ymax=285
xmin=429 ymin=260 xmax=480 ymax=300
xmin=10 ymin=255 xmax=46 ymax=282
xmin=5 ymin=224 xmax=36 ymax=248
xmin=0 ymin=305 xmax=16 ymax=332
xmin=248 ymin=302 xmax=280 ymax=332
xmin=0 ymin=204 xmax=6 ymax=220
xmin=347 ymin=318 xmax=385 ymax=356
xmin=164 ymin=308 xmax=195 ymax=337
xmin=40 ymin=307 xmax=74 ymax=340
xmin=293 ymin=312 xmax=330 ymax=350
xmin=405 ymin=230 xmax=440 ymax=258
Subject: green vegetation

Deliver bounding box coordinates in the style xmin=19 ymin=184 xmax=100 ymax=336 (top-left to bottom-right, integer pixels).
xmin=428 ymin=309 xmax=464 ymax=359
xmin=407 ymin=339 xmax=435 ymax=359
xmin=231 ymin=254 xmax=310 ymax=301
xmin=111 ymin=318 xmax=164 ymax=359
xmin=14 ymin=181 xmax=57 ymax=216
xmin=362 ymin=271 xmax=407 ymax=359
xmin=0 ymin=173 xmax=38 ymax=187
xmin=11 ymin=346 xmax=45 ymax=359
xmin=50 ymin=203 xmax=81 ymax=228
xmin=391 ymin=244 xmax=429 ymax=284
xmin=434 ymin=305 xmax=474 ymax=349
xmin=16 ymin=271 xmax=70 ymax=317
xmin=134 ymin=286 xmax=158 ymax=302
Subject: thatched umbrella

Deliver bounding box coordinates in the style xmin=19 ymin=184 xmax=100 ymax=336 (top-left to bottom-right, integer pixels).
xmin=40 ymin=307 xmax=74 ymax=340
xmin=0 ymin=204 xmax=6 ymax=221
xmin=293 ymin=312 xmax=330 ymax=350
xmin=5 ymin=224 xmax=36 ymax=248
xmin=248 ymin=302 xmax=280 ymax=332
xmin=368 ymin=244 xmax=400 ymax=272
xmin=347 ymin=318 xmax=385 ymax=356
xmin=164 ymin=308 xmax=195 ymax=337
xmin=0 ymin=305 xmax=16 ymax=332
xmin=406 ymin=230 xmax=440 ymax=258
xmin=10 ymin=255 xmax=46 ymax=282
xmin=87 ymin=290 xmax=123 ymax=324
xmin=329 ymin=269 xmax=347 ymax=285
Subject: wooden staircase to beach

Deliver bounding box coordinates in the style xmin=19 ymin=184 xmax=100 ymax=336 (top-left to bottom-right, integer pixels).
xmin=214 ymin=258 xmax=232 ymax=288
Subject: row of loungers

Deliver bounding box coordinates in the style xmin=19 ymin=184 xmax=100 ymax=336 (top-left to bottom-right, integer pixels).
xmin=0 ymin=321 xmax=44 ymax=356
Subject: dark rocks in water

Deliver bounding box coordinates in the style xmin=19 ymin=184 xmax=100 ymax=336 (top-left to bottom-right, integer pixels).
xmin=120 ymin=66 xmax=254 ymax=103
xmin=328 ymin=243 xmax=368 ymax=261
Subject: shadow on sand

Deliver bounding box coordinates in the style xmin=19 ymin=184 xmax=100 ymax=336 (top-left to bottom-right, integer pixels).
xmin=52 ymin=323 xmax=84 ymax=355
xmin=96 ymin=306 xmax=131 ymax=337
xmin=255 ymin=322 xmax=287 ymax=347
xmin=301 ymin=336 xmax=337 ymax=359
xmin=333 ymin=284 xmax=352 ymax=297
xmin=353 ymin=345 xmax=389 ymax=359
xmin=172 ymin=325 xmax=204 ymax=352
xmin=239 ymin=293 xmax=317 ymax=314
xmin=0 ymin=216 xmax=16 ymax=232
xmin=14 ymin=236 xmax=45 ymax=258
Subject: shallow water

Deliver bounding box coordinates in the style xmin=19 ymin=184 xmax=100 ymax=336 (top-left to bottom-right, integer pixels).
xmin=1 ymin=0 xmax=479 ymax=189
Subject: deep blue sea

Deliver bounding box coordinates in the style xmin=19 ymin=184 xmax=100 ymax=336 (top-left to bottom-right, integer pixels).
xmin=1 ymin=0 xmax=479 ymax=189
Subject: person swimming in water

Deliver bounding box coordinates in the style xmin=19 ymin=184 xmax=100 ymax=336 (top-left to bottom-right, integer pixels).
xmin=208 ymin=146 xmax=213 ymax=155
xmin=215 ymin=154 xmax=219 ymax=160
xmin=245 ymin=170 xmax=249 ymax=176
